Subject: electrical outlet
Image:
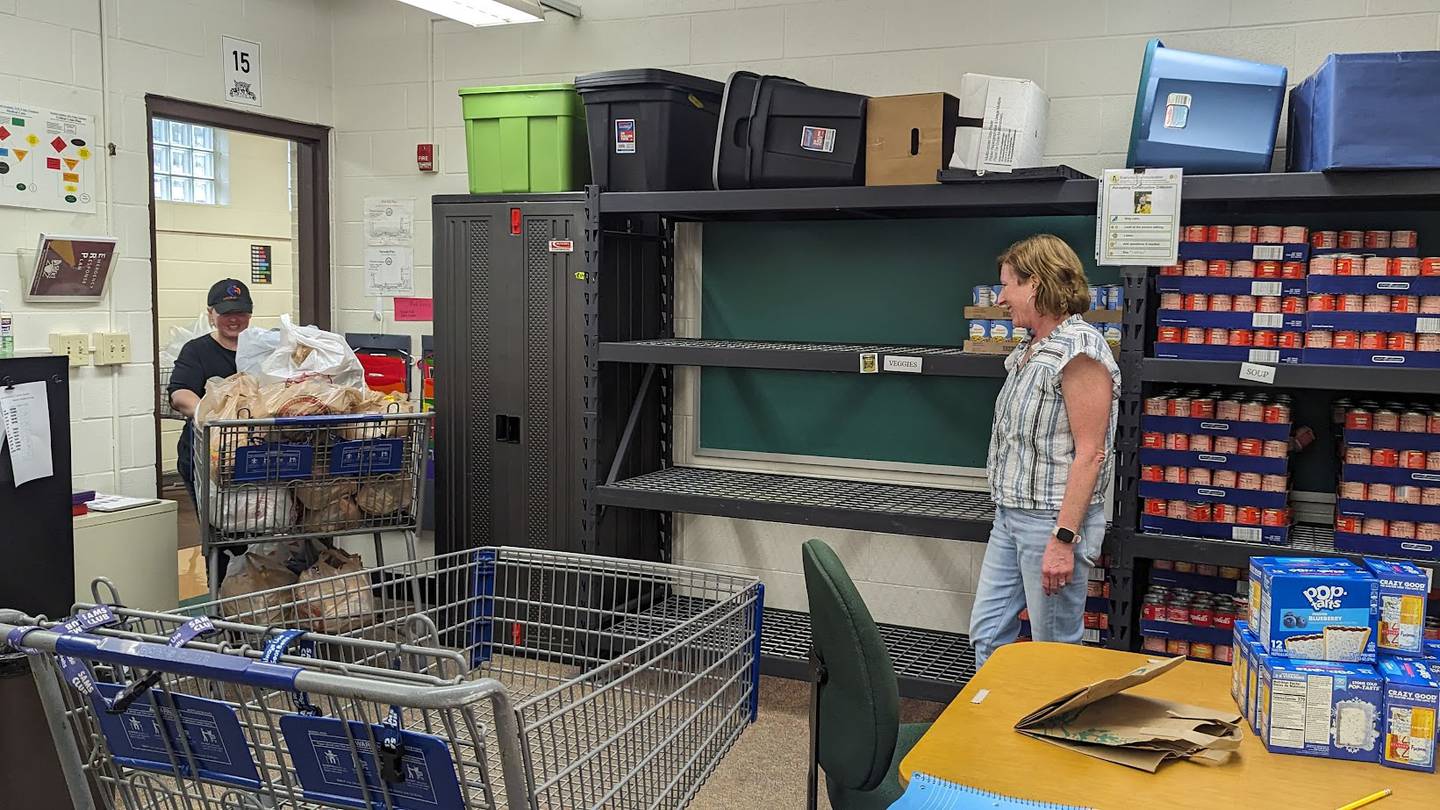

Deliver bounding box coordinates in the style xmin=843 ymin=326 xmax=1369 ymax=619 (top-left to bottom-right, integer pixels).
xmin=93 ymin=332 xmax=131 ymax=366
xmin=48 ymin=333 xmax=90 ymax=366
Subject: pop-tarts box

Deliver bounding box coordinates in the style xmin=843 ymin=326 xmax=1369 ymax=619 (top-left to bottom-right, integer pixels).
xmin=1254 ymin=557 xmax=1378 ymax=663
xmin=1231 ymin=621 xmax=1250 ymax=714
xmin=1379 ymin=657 xmax=1440 ymax=772
xmin=1248 ymin=640 xmax=1270 ymax=734
xmin=1427 ymin=639 xmax=1440 ymax=663
xmin=1363 ymin=558 xmax=1429 ymax=657
xmin=1260 ymin=658 xmax=1382 ymax=761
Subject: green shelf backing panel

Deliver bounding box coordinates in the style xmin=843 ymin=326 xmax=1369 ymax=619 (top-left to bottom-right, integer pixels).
xmin=699 ymin=216 xmax=1107 ymax=467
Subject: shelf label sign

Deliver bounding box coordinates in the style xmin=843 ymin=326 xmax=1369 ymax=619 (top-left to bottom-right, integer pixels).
xmin=1238 ymin=361 xmax=1277 ymax=385
xmin=882 ymin=355 xmax=922 ymax=374
xmin=859 ymin=352 xmax=878 ymax=374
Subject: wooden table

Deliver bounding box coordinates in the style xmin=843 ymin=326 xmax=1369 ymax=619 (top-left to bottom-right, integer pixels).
xmin=900 ymin=642 xmax=1436 ymax=809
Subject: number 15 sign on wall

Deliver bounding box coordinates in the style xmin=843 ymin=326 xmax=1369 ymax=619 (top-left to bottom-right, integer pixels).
xmin=222 ymin=36 xmax=263 ymax=108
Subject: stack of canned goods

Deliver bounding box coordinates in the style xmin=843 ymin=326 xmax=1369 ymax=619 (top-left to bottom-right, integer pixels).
xmin=1179 ymin=223 xmax=1309 ymax=245
xmin=1141 ymin=388 xmax=1295 ymax=528
xmin=1309 ymin=229 xmax=1419 ymax=252
xmin=1308 ymin=255 xmax=1436 ymax=277
xmin=1335 ymin=400 xmax=1440 ymax=542
xmin=1158 ymin=259 xmax=1306 ymax=279
xmin=1139 ymin=560 xmax=1247 ymax=662
xmin=968 ymin=283 xmax=1123 ymax=345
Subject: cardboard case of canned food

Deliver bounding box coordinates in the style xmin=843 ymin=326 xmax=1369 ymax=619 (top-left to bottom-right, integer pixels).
xmin=1229 ymin=556 xmax=1440 ymax=772
xmin=1155 ymin=225 xmax=1440 ymax=367
xmin=964 ymin=282 xmax=1123 ymax=354
xmin=1139 ymin=558 xmax=1249 ymax=664
xmin=1139 ymin=387 xmax=1298 ymax=544
xmin=1335 ymin=401 xmax=1440 ymax=561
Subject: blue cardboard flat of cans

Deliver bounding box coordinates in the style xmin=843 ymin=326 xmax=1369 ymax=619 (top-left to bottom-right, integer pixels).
xmin=1250 ymin=556 xmax=1379 ymax=663
xmin=1288 ymin=51 xmax=1440 ymax=172
xmin=1378 ymin=657 xmax=1439 ymax=772
xmin=1259 ymin=657 xmax=1382 ymax=761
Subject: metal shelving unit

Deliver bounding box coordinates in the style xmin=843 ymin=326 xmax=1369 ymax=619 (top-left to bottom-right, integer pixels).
xmin=1122 ymin=523 xmax=1440 ymax=573
xmin=1112 ymin=169 xmax=1440 ymax=653
xmin=596 ymin=466 xmax=995 ymax=542
xmin=1142 ymin=358 xmax=1440 ymax=394
xmin=598 ymin=338 xmax=1008 ymax=377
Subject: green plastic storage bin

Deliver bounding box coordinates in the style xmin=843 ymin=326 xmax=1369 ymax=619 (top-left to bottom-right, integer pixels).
xmin=459 ymin=83 xmax=591 ymax=193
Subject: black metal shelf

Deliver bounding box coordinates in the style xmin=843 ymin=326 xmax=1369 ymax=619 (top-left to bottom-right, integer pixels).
xmin=1141 ymin=357 xmax=1440 ymax=394
xmin=598 ymin=338 xmax=1007 ymax=377
xmin=1123 ymin=523 xmax=1440 ymax=573
xmin=759 ymin=605 xmax=974 ymax=703
xmin=596 ymin=466 xmax=994 ymax=542
xmin=597 ymin=171 xmax=1440 ymax=221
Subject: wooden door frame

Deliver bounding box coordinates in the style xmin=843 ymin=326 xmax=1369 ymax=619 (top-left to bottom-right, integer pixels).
xmin=146 ymin=95 xmax=332 ymax=494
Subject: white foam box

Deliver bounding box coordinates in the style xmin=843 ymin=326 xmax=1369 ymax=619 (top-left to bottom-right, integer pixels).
xmin=949 ymin=73 xmax=1048 ymax=174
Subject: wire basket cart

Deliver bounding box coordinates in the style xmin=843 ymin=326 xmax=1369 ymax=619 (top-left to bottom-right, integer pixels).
xmin=195 ymin=410 xmax=434 ymax=597
xmin=4 ymin=546 xmax=763 ymax=810
xmin=157 ymin=366 xmax=183 ymax=421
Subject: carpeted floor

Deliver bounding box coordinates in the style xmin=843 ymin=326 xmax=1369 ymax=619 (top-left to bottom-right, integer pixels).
xmin=690 ymin=676 xmax=946 ymax=809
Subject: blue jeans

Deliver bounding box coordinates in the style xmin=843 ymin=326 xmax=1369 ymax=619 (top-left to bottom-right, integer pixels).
xmin=969 ymin=503 xmax=1106 ymax=669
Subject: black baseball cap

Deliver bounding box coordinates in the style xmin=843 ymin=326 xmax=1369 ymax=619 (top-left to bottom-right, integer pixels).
xmin=208 ymin=278 xmax=253 ymax=314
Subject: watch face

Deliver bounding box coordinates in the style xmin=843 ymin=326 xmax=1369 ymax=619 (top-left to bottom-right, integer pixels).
xmin=1056 ymin=528 xmax=1077 ymax=544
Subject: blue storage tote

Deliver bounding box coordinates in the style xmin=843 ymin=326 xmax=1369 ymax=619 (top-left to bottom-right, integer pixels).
xmin=1288 ymin=51 xmax=1440 ymax=172
xmin=1127 ymin=39 xmax=1287 ymax=174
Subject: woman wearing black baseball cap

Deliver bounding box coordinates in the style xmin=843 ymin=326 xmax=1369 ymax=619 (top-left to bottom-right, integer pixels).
xmin=167 ymin=278 xmax=254 ymax=581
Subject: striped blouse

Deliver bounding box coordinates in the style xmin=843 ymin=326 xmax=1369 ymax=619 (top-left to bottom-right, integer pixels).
xmin=987 ymin=314 xmax=1121 ymax=511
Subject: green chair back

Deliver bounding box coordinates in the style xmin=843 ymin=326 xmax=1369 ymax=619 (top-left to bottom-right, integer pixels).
xmin=801 ymin=539 xmax=901 ymax=793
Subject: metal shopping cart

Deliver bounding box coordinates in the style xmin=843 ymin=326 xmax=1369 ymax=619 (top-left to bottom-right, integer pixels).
xmin=3 ymin=546 xmax=764 ymax=810
xmin=158 ymin=366 xmax=182 ymax=420
xmin=196 ymin=410 xmax=434 ymax=596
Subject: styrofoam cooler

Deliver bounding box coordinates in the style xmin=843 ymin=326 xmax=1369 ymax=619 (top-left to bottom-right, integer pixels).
xmin=1127 ymin=39 xmax=1287 ymax=174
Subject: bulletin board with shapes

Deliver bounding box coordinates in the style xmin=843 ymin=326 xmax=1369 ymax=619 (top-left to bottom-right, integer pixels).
xmin=0 ymin=101 xmax=98 ymax=214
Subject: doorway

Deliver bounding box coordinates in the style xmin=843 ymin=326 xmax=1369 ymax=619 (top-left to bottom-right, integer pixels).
xmin=145 ymin=96 xmax=330 ymax=597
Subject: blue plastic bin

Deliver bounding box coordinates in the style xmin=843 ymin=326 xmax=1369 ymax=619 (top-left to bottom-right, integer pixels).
xmin=1127 ymin=39 xmax=1287 ymax=174
xmin=1288 ymin=51 xmax=1440 ymax=172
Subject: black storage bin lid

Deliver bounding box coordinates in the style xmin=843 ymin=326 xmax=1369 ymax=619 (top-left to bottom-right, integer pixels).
xmin=575 ymin=69 xmax=723 ymax=99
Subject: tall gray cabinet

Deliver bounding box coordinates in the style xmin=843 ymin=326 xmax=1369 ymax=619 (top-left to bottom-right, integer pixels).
xmin=432 ymin=191 xmax=666 ymax=560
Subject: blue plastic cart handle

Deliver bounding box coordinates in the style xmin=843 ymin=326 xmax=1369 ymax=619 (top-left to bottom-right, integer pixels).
xmin=53 ymin=634 xmax=302 ymax=692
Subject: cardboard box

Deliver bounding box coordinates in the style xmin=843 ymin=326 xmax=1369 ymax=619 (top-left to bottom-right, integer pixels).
xmin=1014 ymin=656 xmax=1241 ymax=772
xmin=1253 ymin=557 xmax=1378 ymax=662
xmin=1260 ymin=657 xmax=1382 ymax=762
xmin=949 ymin=73 xmax=1048 ymax=174
xmin=1378 ymin=657 xmax=1440 ymax=772
xmin=864 ymin=93 xmax=958 ymax=186
xmin=1363 ymin=558 xmax=1429 ymax=657
xmin=1231 ymin=621 xmax=1249 ymax=713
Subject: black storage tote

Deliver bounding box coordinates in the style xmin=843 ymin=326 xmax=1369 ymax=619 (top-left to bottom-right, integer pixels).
xmin=713 ymin=71 xmax=869 ymax=189
xmin=574 ymin=68 xmax=724 ymax=192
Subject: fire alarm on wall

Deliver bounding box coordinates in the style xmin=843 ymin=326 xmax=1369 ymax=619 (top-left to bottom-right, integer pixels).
xmin=417 ymin=143 xmax=436 ymax=173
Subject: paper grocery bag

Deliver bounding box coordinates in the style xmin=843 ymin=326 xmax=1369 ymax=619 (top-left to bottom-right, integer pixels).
xmin=1014 ymin=656 xmax=1242 ymax=772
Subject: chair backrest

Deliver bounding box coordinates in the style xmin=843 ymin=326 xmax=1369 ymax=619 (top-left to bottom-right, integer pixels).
xmin=801 ymin=539 xmax=900 ymax=793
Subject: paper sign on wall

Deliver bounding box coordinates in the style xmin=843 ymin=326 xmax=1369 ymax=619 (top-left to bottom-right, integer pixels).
xmin=364 ymin=246 xmax=413 ymax=297
xmin=394 ymin=297 xmax=432 ymax=322
xmin=0 ymin=101 xmax=98 ymax=214
xmin=364 ymin=197 xmax=414 ymax=246
xmin=0 ymin=380 xmax=54 ymax=486
xmin=222 ymin=36 xmax=263 ymax=107
xmin=1096 ymin=168 xmax=1182 ymax=267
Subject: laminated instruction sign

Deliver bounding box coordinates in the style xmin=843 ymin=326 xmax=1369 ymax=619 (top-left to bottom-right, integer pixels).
xmin=0 ymin=101 xmax=98 ymax=213
xmin=1096 ymin=168 xmax=1182 ymax=267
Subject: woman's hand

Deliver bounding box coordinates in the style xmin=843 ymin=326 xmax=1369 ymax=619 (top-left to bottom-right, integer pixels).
xmin=1042 ymin=538 xmax=1076 ymax=595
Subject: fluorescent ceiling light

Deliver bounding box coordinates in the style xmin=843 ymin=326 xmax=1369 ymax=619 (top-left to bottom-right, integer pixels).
xmin=396 ymin=0 xmax=547 ymax=27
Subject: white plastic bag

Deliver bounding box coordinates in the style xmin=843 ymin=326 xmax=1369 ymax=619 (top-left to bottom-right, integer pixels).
xmin=160 ymin=311 xmax=213 ymax=367
xmin=237 ymin=314 xmax=367 ymax=389
xmin=207 ymin=480 xmax=297 ymax=534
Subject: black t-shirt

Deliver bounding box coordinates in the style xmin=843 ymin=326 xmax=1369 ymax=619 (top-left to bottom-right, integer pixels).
xmin=168 ymin=334 xmax=237 ymax=476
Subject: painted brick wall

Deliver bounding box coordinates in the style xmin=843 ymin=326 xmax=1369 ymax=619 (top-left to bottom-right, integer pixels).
xmin=0 ymin=0 xmax=331 ymax=496
xmin=329 ymin=0 xmax=1440 ymax=632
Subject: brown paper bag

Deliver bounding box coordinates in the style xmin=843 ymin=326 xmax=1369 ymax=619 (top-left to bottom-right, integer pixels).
xmin=195 ymin=373 xmax=269 ymax=481
xmin=1014 ymin=656 xmax=1242 ymax=772
xmin=355 ymin=478 xmax=413 ymax=516
xmin=301 ymin=494 xmax=363 ymax=534
xmin=218 ymin=549 xmax=300 ymax=626
xmin=294 ymin=548 xmax=373 ymax=634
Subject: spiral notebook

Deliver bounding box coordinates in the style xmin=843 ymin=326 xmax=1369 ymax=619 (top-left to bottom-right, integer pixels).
xmin=891 ymin=773 xmax=1092 ymax=809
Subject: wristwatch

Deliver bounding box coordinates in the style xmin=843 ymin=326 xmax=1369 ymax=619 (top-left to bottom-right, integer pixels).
xmin=1052 ymin=526 xmax=1080 ymax=545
